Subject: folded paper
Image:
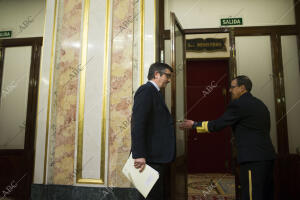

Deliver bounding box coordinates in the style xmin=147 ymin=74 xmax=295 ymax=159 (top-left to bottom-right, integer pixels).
xmin=122 ymin=154 xmax=159 ymax=198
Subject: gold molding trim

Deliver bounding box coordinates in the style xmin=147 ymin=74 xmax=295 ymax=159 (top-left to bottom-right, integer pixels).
xmin=154 ymin=0 xmax=156 ymax=62
xmin=100 ymin=0 xmax=110 ymax=184
xmin=76 ymin=0 xmax=90 ymax=183
xmin=139 ymin=0 xmax=144 ymax=85
xmin=43 ymin=0 xmax=58 ymax=184
xmin=77 ymin=179 xmax=104 ymax=184
xmin=76 ymin=0 xmax=110 ymax=185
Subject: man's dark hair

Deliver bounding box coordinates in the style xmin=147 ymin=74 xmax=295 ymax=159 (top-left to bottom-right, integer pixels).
xmin=147 ymin=62 xmax=173 ymax=80
xmin=234 ymin=75 xmax=252 ymax=92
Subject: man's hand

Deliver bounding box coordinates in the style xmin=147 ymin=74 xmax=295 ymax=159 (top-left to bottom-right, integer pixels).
xmin=134 ymin=158 xmax=146 ymax=172
xmin=179 ymin=119 xmax=194 ymax=130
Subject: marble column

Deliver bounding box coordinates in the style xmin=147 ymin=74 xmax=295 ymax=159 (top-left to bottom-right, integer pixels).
xmin=108 ymin=0 xmax=135 ymax=187
xmin=47 ymin=0 xmax=83 ymax=185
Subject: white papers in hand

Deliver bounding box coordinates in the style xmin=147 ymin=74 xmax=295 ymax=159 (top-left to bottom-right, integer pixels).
xmin=122 ymin=153 xmax=159 ymax=198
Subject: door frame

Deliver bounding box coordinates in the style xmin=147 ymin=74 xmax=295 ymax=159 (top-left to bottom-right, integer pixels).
xmin=185 ymin=57 xmax=238 ymax=197
xmin=170 ymin=12 xmax=188 ymax=200
xmin=0 ymin=37 xmax=42 ymax=199
xmin=168 ymin=27 xmax=237 ymax=199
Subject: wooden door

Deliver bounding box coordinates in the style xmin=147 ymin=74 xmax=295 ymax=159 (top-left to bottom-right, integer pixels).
xmin=186 ymin=59 xmax=231 ymax=173
xmin=170 ymin=12 xmax=187 ymax=200
xmin=0 ymin=37 xmax=42 ymax=200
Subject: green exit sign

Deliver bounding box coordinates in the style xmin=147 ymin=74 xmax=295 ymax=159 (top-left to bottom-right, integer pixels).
xmin=0 ymin=31 xmax=12 ymax=38
xmin=221 ymin=18 xmax=243 ymax=26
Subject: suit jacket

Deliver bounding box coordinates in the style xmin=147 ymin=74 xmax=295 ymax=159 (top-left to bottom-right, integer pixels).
xmin=208 ymin=92 xmax=276 ymax=163
xmin=131 ymin=82 xmax=176 ymax=163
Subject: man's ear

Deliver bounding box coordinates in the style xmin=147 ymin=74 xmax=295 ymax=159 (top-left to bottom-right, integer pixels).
xmin=240 ymin=85 xmax=247 ymax=92
xmin=154 ymin=71 xmax=160 ymax=79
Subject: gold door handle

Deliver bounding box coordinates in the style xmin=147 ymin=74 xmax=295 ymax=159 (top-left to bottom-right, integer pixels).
xmin=222 ymin=87 xmax=227 ymax=96
xmin=223 ymin=87 xmax=227 ymax=104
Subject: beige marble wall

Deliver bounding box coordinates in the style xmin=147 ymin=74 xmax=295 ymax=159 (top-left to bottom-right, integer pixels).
xmin=47 ymin=0 xmax=82 ymax=185
xmin=41 ymin=0 xmax=148 ymax=187
xmin=108 ymin=0 xmax=135 ymax=187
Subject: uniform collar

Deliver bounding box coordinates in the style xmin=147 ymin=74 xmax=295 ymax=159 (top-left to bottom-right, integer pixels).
xmin=240 ymin=92 xmax=252 ymax=99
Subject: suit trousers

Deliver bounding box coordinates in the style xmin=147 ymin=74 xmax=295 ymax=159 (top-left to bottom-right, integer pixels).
xmin=137 ymin=163 xmax=166 ymax=200
xmin=239 ymin=160 xmax=274 ymax=200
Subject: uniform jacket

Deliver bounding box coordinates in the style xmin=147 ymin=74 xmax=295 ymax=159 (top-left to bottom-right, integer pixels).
xmin=208 ymin=92 xmax=276 ymax=163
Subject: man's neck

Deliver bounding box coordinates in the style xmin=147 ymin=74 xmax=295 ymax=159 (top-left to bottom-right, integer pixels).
xmin=149 ymin=80 xmax=160 ymax=91
xmin=241 ymin=91 xmax=247 ymax=96
xmin=238 ymin=91 xmax=248 ymax=99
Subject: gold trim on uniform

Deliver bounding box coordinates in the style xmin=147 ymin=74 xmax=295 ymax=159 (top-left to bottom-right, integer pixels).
xmin=195 ymin=121 xmax=209 ymax=133
xmin=248 ymin=170 xmax=253 ymax=200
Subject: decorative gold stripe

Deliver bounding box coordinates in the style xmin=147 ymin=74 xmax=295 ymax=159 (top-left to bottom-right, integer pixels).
xmin=139 ymin=0 xmax=144 ymax=85
xmin=76 ymin=0 xmax=90 ymax=182
xmin=154 ymin=0 xmax=156 ymax=61
xmin=77 ymin=179 xmax=104 ymax=184
xmin=76 ymin=0 xmax=110 ymax=184
xmin=100 ymin=0 xmax=110 ymax=183
xmin=43 ymin=0 xmax=58 ymax=184
xmin=248 ymin=170 xmax=253 ymax=200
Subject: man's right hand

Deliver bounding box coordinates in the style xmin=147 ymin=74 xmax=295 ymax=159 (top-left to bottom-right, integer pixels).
xmin=134 ymin=158 xmax=146 ymax=172
xmin=179 ymin=119 xmax=194 ymax=130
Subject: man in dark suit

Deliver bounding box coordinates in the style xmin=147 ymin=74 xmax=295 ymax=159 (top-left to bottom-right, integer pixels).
xmin=180 ymin=75 xmax=276 ymax=200
xmin=131 ymin=62 xmax=175 ymax=200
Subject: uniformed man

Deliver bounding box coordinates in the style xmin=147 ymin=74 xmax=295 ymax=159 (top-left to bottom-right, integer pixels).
xmin=180 ymin=75 xmax=276 ymax=200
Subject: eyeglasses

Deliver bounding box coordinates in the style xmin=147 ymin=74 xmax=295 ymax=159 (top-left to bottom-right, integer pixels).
xmin=162 ymin=72 xmax=172 ymax=79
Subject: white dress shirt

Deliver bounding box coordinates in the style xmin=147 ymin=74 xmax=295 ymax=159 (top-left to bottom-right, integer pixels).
xmin=149 ymin=81 xmax=160 ymax=91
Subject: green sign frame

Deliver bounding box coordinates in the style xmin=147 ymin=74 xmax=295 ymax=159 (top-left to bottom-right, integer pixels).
xmin=221 ymin=18 xmax=243 ymax=26
xmin=0 ymin=31 xmax=12 ymax=38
